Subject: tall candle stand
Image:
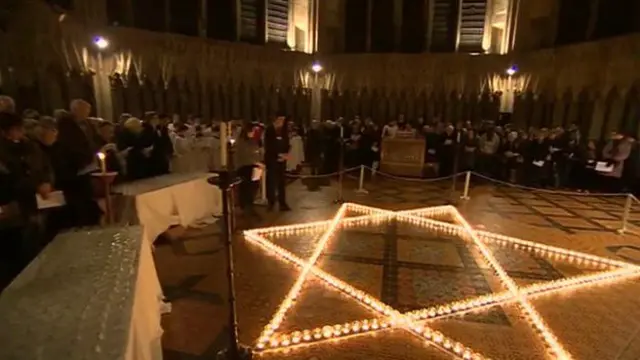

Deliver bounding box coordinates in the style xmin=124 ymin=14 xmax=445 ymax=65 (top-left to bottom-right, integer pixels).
xmin=210 ymin=121 xmax=253 ymax=360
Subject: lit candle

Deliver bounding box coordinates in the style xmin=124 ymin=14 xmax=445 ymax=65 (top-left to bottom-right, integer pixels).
xmin=97 ymin=152 xmax=106 ymax=174
xmin=220 ymin=122 xmax=228 ymax=168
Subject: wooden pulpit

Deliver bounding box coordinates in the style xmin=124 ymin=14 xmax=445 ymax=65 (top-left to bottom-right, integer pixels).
xmin=380 ymin=137 xmax=426 ymax=177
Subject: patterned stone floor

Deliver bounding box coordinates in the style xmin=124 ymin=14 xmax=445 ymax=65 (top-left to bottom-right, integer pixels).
xmin=157 ymin=175 xmax=640 ymax=360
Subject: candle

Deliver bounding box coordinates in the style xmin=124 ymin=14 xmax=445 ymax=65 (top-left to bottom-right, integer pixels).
xmin=340 ymin=125 xmax=344 ymax=139
xmin=456 ymin=131 xmax=461 ymax=143
xmin=97 ymin=152 xmax=106 ymax=174
xmin=220 ymin=122 xmax=228 ymax=168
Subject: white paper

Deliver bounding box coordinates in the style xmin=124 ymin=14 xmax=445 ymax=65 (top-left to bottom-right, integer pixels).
xmin=532 ymin=160 xmax=544 ymax=167
xmin=251 ymin=167 xmax=263 ymax=181
xmin=595 ymin=161 xmax=614 ymax=173
xmin=37 ymin=191 xmax=66 ymax=209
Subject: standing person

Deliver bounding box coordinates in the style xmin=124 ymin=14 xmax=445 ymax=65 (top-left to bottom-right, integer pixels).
xmin=263 ymin=114 xmax=291 ymax=211
xmin=56 ymin=99 xmax=102 ymax=227
xmin=438 ymin=125 xmax=457 ymax=176
xmin=0 ymin=113 xmax=52 ymax=288
xmin=601 ymin=132 xmax=632 ymax=193
xmin=234 ymin=123 xmax=262 ymax=218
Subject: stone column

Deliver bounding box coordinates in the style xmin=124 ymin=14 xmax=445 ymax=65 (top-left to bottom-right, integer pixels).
xmin=92 ymin=53 xmax=114 ymax=121
xmin=585 ymin=0 xmax=600 ymax=40
xmin=365 ymin=0 xmax=373 ymax=52
xmin=502 ymin=0 xmax=518 ymax=53
xmin=589 ymin=95 xmax=606 ymax=139
xmin=455 ymin=0 xmax=463 ymax=51
xmin=310 ymin=72 xmax=322 ymax=121
xmin=425 ymin=0 xmax=434 ymax=51
xmin=393 ymin=0 xmax=403 ymax=51
xmin=198 ymin=0 xmax=208 ymax=38
xmin=164 ymin=0 xmax=171 ymax=32
xmin=232 ymin=0 xmax=241 ymax=41
xmin=287 ymin=0 xmax=296 ymax=48
xmin=482 ymin=0 xmax=494 ymax=51
xmin=258 ymin=0 xmax=268 ymax=44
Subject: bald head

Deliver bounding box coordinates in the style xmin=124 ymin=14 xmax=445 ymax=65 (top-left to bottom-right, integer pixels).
xmin=0 ymin=95 xmax=15 ymax=114
xmin=70 ymin=99 xmax=91 ymax=120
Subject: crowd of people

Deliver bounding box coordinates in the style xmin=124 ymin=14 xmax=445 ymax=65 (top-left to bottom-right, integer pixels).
xmin=0 ymin=95 xmax=306 ymax=290
xmin=1 ymin=92 xmax=637 ymax=290
xmin=303 ymin=115 xmax=639 ymax=196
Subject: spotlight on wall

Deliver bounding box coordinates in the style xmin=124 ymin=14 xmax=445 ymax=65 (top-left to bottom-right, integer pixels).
xmin=94 ymin=36 xmax=109 ymax=50
xmin=311 ymin=62 xmax=323 ymax=73
xmin=506 ymin=66 xmax=518 ymax=76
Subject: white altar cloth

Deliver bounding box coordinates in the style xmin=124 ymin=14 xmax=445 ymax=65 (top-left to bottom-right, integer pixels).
xmin=115 ymin=173 xmax=222 ymax=244
xmin=0 ymin=227 xmax=163 ymax=360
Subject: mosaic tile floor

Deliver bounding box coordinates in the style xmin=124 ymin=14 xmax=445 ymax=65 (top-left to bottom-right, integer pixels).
xmin=158 ymin=176 xmax=640 ymax=360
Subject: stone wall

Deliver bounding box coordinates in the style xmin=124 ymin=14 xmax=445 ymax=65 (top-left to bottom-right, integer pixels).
xmin=0 ymin=0 xmax=638 ymax=139
xmin=0 ymin=0 xmax=314 ymax=122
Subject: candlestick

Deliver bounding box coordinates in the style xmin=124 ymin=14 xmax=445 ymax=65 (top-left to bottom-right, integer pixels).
xmin=220 ymin=122 xmax=228 ymax=168
xmin=97 ymin=152 xmax=106 ymax=174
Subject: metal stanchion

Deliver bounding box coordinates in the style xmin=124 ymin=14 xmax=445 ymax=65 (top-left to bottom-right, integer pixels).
xmin=209 ymin=170 xmax=252 ymax=360
xmin=460 ymin=171 xmax=471 ymax=200
xmin=355 ymin=165 xmax=368 ymax=194
xmin=210 ymin=120 xmax=252 ymax=360
xmin=333 ymin=130 xmax=345 ymax=204
xmin=618 ymin=194 xmax=632 ymax=235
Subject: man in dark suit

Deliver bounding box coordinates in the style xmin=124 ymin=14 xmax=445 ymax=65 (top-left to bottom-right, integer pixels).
xmin=55 ymin=99 xmax=101 ymax=227
xmin=263 ymin=114 xmax=291 ymax=211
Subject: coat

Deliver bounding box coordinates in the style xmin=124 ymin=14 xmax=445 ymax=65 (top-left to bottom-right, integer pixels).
xmin=602 ymin=140 xmax=632 ymax=178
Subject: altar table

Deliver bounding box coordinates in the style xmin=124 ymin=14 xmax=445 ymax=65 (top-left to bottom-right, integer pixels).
xmin=0 ymin=226 xmax=163 ymax=360
xmin=114 ymin=172 xmax=222 ymax=244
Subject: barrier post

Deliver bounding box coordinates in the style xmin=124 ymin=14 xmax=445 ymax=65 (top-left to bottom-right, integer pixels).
xmin=355 ymin=165 xmax=369 ymax=194
xmin=618 ymin=194 xmax=632 ymax=234
xmin=460 ymin=171 xmax=471 ymax=200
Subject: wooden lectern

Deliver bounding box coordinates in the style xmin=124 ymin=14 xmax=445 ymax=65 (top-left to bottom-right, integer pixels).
xmin=380 ymin=137 xmax=426 ymax=177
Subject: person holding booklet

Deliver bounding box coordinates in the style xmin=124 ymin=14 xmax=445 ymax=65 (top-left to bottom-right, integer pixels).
xmin=234 ymin=122 xmax=263 ymax=218
xmin=56 ymin=100 xmax=102 ymax=227
xmin=599 ymin=132 xmax=632 ymax=193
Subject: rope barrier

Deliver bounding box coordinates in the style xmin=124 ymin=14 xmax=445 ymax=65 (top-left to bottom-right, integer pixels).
xmin=285 ymin=166 xmax=362 ymax=179
xmin=363 ymin=166 xmax=464 ymax=183
xmin=470 ymin=171 xmax=629 ymax=198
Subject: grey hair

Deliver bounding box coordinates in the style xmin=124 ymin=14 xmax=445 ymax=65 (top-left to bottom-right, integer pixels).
xmin=70 ymin=99 xmax=90 ymax=112
xmin=0 ymin=95 xmax=15 ymax=113
xmin=39 ymin=116 xmax=57 ymax=130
